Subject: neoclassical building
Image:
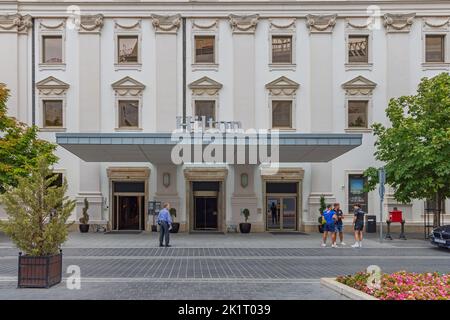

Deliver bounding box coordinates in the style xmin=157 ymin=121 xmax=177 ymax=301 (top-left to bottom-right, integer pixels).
xmin=0 ymin=0 xmax=449 ymax=233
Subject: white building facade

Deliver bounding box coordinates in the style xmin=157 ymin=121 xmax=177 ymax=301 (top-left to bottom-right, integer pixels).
xmin=0 ymin=0 xmax=449 ymax=233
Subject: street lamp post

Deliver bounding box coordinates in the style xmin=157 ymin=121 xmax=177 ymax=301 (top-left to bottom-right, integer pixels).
xmin=378 ymin=167 xmax=386 ymax=242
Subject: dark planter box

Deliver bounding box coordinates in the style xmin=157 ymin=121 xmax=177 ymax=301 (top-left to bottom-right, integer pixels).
xmin=151 ymin=225 xmax=158 ymax=232
xmin=318 ymin=225 xmax=324 ymax=233
xmin=239 ymin=223 xmax=251 ymax=233
xmin=18 ymin=251 xmax=62 ymax=288
xmin=79 ymin=224 xmax=90 ymax=233
xmin=170 ymin=223 xmax=180 ymax=233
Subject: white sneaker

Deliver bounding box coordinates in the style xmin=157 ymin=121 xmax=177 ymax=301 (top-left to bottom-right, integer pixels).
xmin=340 ymin=242 xmax=346 ymax=246
xmin=359 ymin=242 xmax=362 ymax=248
xmin=321 ymin=243 xmax=327 ymax=247
xmin=331 ymin=243 xmax=337 ymax=248
xmin=351 ymin=243 xmax=359 ymax=248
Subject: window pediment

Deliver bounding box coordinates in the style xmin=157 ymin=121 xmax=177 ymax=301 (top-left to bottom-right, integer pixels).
xmin=111 ymin=76 xmax=145 ymax=96
xmin=36 ymin=76 xmax=69 ymax=95
xmin=189 ymin=76 xmax=223 ymax=96
xmin=341 ymin=76 xmax=377 ymax=95
xmin=265 ymin=76 xmax=299 ymax=96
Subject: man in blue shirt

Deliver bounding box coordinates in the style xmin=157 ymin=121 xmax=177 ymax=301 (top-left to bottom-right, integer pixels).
xmin=321 ymin=204 xmax=337 ymax=248
xmin=157 ymin=203 xmax=173 ymax=247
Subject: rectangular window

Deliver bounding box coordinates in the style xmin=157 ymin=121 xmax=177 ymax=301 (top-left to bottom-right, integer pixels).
xmin=47 ymin=173 xmax=63 ymax=188
xmin=425 ymin=35 xmax=445 ymax=63
xmin=348 ymin=35 xmax=369 ymax=64
xmin=272 ymin=100 xmax=292 ymax=128
xmin=118 ymin=100 xmax=139 ymax=128
xmin=272 ymin=35 xmax=292 ymax=64
xmin=118 ymin=35 xmax=139 ymax=63
xmin=348 ymin=174 xmax=368 ymax=213
xmin=195 ymin=100 xmax=215 ymax=126
xmin=43 ymin=100 xmax=63 ymax=128
xmin=42 ymin=35 xmax=63 ymax=64
xmin=348 ymin=100 xmax=368 ymax=129
xmin=195 ymin=36 xmax=215 ymax=64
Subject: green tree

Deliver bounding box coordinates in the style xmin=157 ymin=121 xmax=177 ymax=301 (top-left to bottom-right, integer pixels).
xmin=0 ymin=83 xmax=57 ymax=192
xmin=0 ymin=157 xmax=75 ymax=256
xmin=364 ymin=73 xmax=450 ymax=225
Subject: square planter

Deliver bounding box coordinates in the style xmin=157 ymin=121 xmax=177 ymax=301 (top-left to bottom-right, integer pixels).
xmin=18 ymin=251 xmax=63 ymax=288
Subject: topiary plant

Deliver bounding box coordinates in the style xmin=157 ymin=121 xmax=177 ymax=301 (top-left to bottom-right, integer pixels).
xmin=79 ymin=198 xmax=89 ymax=225
xmin=318 ymin=195 xmax=326 ymax=224
xmin=242 ymin=208 xmax=250 ymax=223
xmin=169 ymin=207 xmax=176 ymax=221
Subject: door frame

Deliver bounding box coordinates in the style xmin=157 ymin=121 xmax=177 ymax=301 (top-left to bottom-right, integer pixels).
xmin=193 ymin=191 xmax=219 ymax=230
xmin=261 ymin=167 xmax=304 ymax=232
xmin=184 ymin=168 xmax=228 ymax=233
xmin=107 ymin=167 xmax=150 ymax=231
xmin=266 ymin=194 xmax=298 ymax=231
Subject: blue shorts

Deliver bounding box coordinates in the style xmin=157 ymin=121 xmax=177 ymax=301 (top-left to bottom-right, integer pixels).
xmin=324 ymin=223 xmax=336 ymax=232
xmin=335 ymin=223 xmax=343 ymax=232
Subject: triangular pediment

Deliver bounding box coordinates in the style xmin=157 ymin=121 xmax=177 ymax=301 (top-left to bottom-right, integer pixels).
xmin=342 ymin=76 xmax=377 ymax=90
xmin=188 ymin=76 xmax=223 ymax=90
xmin=111 ymin=76 xmax=145 ymax=91
xmin=265 ymin=76 xmax=300 ymax=90
xmin=36 ymin=76 xmax=69 ymax=90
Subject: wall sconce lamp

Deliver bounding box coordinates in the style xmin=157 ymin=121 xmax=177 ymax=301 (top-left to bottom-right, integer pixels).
xmin=163 ymin=172 xmax=170 ymax=188
xmin=240 ymin=173 xmax=248 ymax=188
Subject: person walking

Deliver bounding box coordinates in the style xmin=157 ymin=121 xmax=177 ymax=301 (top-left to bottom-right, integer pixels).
xmin=351 ymin=203 xmax=366 ymax=248
xmin=333 ymin=203 xmax=346 ymax=246
xmin=157 ymin=203 xmax=172 ymax=247
xmin=321 ymin=204 xmax=337 ymax=248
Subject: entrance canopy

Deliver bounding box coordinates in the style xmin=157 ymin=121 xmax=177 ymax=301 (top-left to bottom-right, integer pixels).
xmin=56 ymin=132 xmax=362 ymax=164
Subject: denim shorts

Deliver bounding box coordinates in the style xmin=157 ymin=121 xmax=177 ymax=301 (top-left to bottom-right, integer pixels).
xmin=324 ymin=223 xmax=336 ymax=232
xmin=335 ymin=223 xmax=343 ymax=232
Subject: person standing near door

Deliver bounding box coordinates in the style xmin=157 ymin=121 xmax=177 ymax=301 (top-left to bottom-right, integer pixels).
xmin=321 ymin=204 xmax=337 ymax=248
xmin=333 ymin=203 xmax=346 ymax=246
xmin=270 ymin=202 xmax=278 ymax=225
xmin=351 ymin=203 xmax=366 ymax=248
xmin=157 ymin=203 xmax=173 ymax=247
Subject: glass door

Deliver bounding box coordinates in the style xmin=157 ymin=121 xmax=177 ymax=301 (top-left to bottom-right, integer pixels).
xmin=194 ymin=191 xmax=218 ymax=230
xmin=266 ymin=196 xmax=297 ymax=231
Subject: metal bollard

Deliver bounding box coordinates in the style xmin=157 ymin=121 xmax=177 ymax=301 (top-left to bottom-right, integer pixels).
xmin=385 ymin=220 xmax=393 ymax=240
xmin=399 ymin=220 xmax=407 ymax=240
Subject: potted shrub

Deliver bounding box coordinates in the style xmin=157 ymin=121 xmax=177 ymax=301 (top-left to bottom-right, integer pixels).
xmin=79 ymin=198 xmax=90 ymax=233
xmin=169 ymin=208 xmax=180 ymax=233
xmin=0 ymin=158 xmax=75 ymax=288
xmin=239 ymin=208 xmax=251 ymax=233
xmin=318 ymin=195 xmax=326 ymax=233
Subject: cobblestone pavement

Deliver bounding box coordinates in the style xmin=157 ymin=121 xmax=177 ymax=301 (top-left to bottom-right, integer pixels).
xmin=0 ymin=232 xmax=448 ymax=300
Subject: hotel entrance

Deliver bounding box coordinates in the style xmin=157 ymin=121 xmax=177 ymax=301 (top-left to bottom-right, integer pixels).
xmin=266 ymin=182 xmax=298 ymax=231
xmin=192 ymin=182 xmax=219 ymax=231
xmin=112 ymin=181 xmax=145 ymax=231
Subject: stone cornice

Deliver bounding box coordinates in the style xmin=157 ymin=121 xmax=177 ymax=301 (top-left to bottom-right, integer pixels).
xmin=151 ymin=14 xmax=181 ymax=34
xmin=229 ymin=14 xmax=259 ymax=34
xmin=0 ymin=14 xmax=33 ymax=34
xmin=78 ymin=14 xmax=104 ymax=33
xmin=306 ymin=14 xmax=337 ymax=33
xmin=384 ymin=13 xmax=415 ymax=33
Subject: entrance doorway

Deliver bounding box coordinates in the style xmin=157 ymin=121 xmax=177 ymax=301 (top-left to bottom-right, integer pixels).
xmin=194 ymin=191 xmax=218 ymax=230
xmin=112 ymin=181 xmax=145 ymax=231
xmin=266 ymin=182 xmax=298 ymax=231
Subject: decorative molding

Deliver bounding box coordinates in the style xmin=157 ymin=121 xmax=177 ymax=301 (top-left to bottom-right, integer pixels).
xmin=342 ymin=75 xmax=377 ymax=96
xmin=306 ymin=14 xmax=337 ymax=33
xmin=345 ymin=18 xmax=375 ymax=31
xmin=111 ymin=76 xmax=145 ymax=96
xmin=229 ymin=14 xmax=259 ymax=34
xmin=78 ymin=14 xmax=104 ymax=33
xmin=151 ymin=14 xmax=181 ymax=33
xmin=384 ymin=13 xmax=415 ymax=33
xmin=269 ymin=18 xmax=296 ymax=31
xmin=114 ymin=20 xmax=141 ymax=30
xmin=423 ymin=17 xmax=450 ymax=31
xmin=107 ymin=167 xmax=150 ymax=179
xmin=39 ymin=21 xmax=65 ymax=31
xmin=192 ymin=19 xmax=219 ymax=31
xmin=36 ymin=76 xmax=69 ymax=95
xmin=260 ymin=167 xmax=304 ymax=181
xmin=184 ymin=167 xmax=228 ymax=181
xmin=265 ymin=76 xmax=300 ymax=96
xmin=188 ymin=76 xmax=223 ymax=96
xmin=0 ymin=14 xmax=33 ymax=33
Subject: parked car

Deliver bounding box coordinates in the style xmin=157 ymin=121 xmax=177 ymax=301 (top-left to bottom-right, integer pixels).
xmin=430 ymin=225 xmax=450 ymax=249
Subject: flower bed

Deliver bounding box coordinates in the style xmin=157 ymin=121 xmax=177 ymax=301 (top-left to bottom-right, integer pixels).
xmin=336 ymin=271 xmax=450 ymax=300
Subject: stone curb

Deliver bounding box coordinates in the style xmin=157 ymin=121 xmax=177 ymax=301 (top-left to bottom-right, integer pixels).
xmin=320 ymin=277 xmax=378 ymax=300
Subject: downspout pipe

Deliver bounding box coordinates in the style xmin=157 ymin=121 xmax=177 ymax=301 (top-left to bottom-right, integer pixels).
xmin=182 ymin=17 xmax=186 ymax=125
xmin=31 ymin=17 xmax=36 ymax=126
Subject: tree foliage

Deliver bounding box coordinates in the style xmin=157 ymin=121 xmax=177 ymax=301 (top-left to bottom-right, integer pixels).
xmin=0 ymin=157 xmax=75 ymax=256
xmin=0 ymin=84 xmax=57 ymax=192
xmin=364 ymin=73 xmax=450 ymax=208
